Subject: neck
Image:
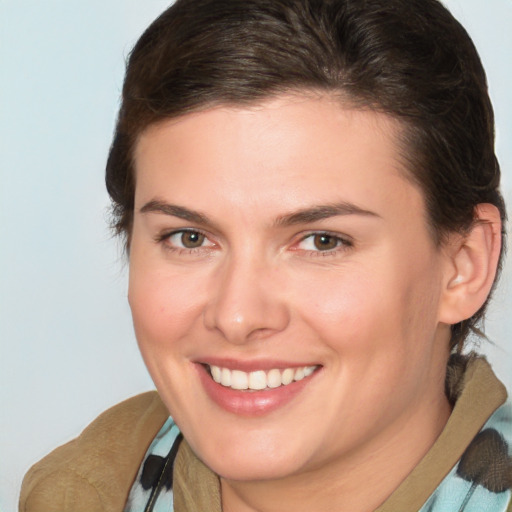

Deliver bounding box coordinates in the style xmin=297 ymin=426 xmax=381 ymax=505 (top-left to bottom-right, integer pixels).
xmin=221 ymin=393 xmax=451 ymax=512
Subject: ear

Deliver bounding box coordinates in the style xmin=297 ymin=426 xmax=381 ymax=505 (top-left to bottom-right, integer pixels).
xmin=439 ymin=204 xmax=502 ymax=325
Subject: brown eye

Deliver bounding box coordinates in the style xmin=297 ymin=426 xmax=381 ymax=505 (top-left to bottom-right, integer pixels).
xmin=313 ymin=234 xmax=339 ymax=251
xmin=180 ymin=231 xmax=205 ymax=248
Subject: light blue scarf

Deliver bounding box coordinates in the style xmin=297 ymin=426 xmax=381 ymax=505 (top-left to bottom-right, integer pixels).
xmin=124 ymin=417 xmax=181 ymax=512
xmin=420 ymin=401 xmax=512 ymax=512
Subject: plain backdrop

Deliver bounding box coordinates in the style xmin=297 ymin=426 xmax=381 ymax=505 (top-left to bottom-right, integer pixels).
xmin=1 ymin=1 xmax=511 ymax=511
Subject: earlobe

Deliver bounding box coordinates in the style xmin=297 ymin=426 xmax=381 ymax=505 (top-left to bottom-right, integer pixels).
xmin=439 ymin=204 xmax=502 ymax=325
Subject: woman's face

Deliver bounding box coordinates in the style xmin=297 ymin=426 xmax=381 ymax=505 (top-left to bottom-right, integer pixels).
xmin=129 ymin=94 xmax=452 ymax=482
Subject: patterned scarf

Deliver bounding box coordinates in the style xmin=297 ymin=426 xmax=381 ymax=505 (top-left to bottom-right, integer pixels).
xmin=420 ymin=401 xmax=512 ymax=512
xmin=124 ymin=417 xmax=182 ymax=512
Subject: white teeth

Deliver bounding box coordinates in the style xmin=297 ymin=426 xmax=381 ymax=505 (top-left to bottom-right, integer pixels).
xmin=208 ymin=364 xmax=317 ymax=391
xmin=231 ymin=370 xmax=249 ymax=390
xmin=221 ymin=367 xmax=231 ymax=387
xmin=294 ymin=367 xmax=305 ymax=381
xmin=211 ymin=365 xmax=221 ymax=383
xmin=304 ymin=365 xmax=315 ymax=377
xmin=267 ymin=368 xmax=282 ymax=388
xmin=281 ymin=368 xmax=294 ymax=385
xmin=249 ymin=370 xmax=267 ymax=390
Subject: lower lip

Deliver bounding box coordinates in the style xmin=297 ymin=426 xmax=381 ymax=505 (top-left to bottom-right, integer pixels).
xmin=197 ymin=365 xmax=318 ymax=416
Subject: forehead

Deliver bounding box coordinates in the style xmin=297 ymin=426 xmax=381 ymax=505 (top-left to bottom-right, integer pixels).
xmin=133 ymin=94 xmax=423 ymax=222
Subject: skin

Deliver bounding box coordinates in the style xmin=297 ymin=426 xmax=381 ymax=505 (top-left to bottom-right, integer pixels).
xmin=129 ymin=94 xmax=456 ymax=512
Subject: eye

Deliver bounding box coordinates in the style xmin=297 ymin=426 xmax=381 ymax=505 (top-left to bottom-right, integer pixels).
xmin=297 ymin=233 xmax=351 ymax=252
xmin=165 ymin=230 xmax=214 ymax=249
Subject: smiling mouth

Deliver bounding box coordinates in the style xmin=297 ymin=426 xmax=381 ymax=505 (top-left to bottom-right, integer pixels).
xmin=205 ymin=364 xmax=320 ymax=391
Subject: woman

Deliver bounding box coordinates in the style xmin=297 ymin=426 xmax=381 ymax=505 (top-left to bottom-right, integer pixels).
xmin=20 ymin=0 xmax=511 ymax=511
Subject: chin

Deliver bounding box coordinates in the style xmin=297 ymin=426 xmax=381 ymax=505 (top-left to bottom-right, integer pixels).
xmin=209 ymin=456 xmax=302 ymax=482
xmin=189 ymin=429 xmax=309 ymax=482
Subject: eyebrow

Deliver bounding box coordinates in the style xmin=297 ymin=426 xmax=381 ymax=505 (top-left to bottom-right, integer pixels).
xmin=274 ymin=202 xmax=380 ymax=226
xmin=140 ymin=200 xmax=209 ymax=224
xmin=139 ymin=199 xmax=380 ymax=227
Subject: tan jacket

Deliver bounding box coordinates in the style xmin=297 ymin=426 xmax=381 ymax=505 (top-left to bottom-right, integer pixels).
xmin=19 ymin=357 xmax=510 ymax=512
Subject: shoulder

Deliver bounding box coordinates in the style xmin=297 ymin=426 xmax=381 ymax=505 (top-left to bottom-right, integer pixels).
xmin=19 ymin=391 xmax=169 ymax=512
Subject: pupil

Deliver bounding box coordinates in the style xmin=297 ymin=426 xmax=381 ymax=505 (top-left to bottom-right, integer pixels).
xmin=314 ymin=234 xmax=337 ymax=250
xmin=182 ymin=231 xmax=204 ymax=248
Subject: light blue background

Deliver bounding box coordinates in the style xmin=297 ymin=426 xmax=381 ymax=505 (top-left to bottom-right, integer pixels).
xmin=1 ymin=1 xmax=511 ymax=511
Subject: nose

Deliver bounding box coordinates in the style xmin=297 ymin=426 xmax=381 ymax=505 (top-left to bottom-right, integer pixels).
xmin=203 ymin=253 xmax=290 ymax=344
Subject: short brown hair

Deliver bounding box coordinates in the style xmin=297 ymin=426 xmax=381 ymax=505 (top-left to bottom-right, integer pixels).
xmin=106 ymin=0 xmax=506 ymax=350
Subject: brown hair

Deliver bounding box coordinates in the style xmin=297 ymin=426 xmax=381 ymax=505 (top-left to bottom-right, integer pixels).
xmin=106 ymin=0 xmax=506 ymax=350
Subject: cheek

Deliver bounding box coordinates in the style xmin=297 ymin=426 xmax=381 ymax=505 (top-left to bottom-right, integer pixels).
xmin=128 ymin=259 xmax=206 ymax=350
xmin=292 ymin=265 xmax=392 ymax=340
xmin=127 ymin=261 xmax=206 ymax=415
xmin=293 ymin=253 xmax=443 ymax=358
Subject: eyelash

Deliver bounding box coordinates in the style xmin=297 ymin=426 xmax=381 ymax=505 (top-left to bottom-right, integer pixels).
xmin=155 ymin=229 xmax=215 ymax=255
xmin=155 ymin=229 xmax=353 ymax=257
xmin=294 ymin=232 xmax=353 ymax=256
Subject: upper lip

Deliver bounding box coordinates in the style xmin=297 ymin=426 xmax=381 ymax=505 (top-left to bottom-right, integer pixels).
xmin=197 ymin=358 xmax=321 ymax=372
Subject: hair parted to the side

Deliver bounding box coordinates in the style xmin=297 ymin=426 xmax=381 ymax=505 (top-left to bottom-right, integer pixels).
xmin=106 ymin=0 xmax=506 ymax=351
